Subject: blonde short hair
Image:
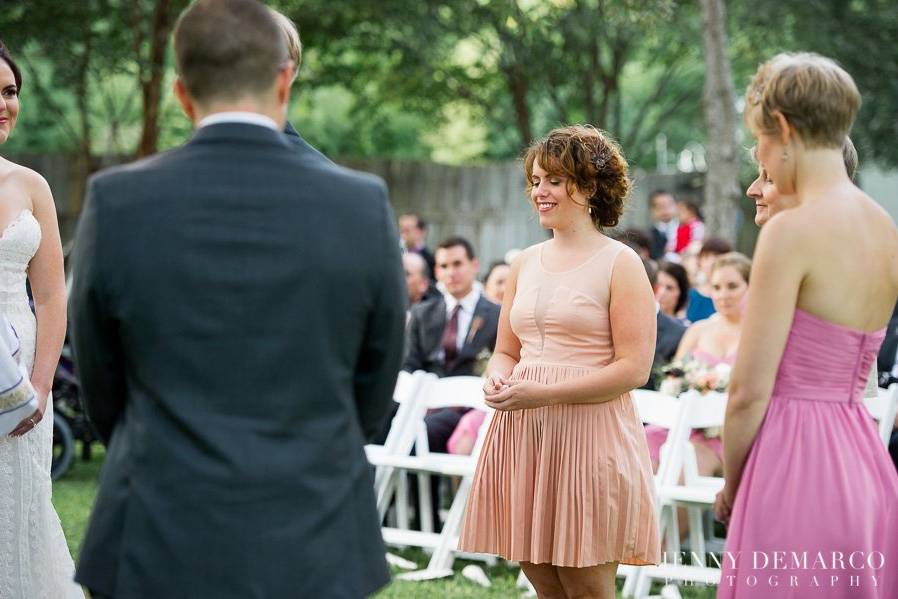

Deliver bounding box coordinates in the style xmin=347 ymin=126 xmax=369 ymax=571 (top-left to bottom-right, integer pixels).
xmin=750 ymin=135 xmax=858 ymax=180
xmin=269 ymin=8 xmax=301 ymax=82
xmin=711 ymin=252 xmax=751 ymax=284
xmin=745 ymin=52 xmax=860 ymax=149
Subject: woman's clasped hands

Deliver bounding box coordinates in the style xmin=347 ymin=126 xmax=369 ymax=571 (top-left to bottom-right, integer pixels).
xmin=482 ymin=372 xmax=553 ymax=411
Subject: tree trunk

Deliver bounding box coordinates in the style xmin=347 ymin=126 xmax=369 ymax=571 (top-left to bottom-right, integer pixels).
xmin=700 ymin=0 xmax=740 ymax=240
xmin=135 ymin=0 xmax=179 ymax=158
xmin=505 ymin=64 xmax=532 ymax=147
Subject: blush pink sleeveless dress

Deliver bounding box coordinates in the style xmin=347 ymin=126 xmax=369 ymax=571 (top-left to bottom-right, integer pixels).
xmin=458 ymin=240 xmax=660 ymax=567
xmin=719 ymin=308 xmax=898 ymax=598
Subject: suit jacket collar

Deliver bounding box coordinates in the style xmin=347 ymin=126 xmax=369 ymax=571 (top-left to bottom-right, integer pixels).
xmin=189 ymin=122 xmax=293 ymax=150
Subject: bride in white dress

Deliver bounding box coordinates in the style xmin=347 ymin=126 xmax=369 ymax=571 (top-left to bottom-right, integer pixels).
xmin=0 ymin=43 xmax=83 ymax=598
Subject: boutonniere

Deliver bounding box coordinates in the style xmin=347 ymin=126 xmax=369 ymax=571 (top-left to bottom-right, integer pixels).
xmin=466 ymin=316 xmax=484 ymax=345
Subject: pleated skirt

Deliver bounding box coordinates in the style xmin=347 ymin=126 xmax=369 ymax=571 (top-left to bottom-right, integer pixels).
xmin=458 ymin=361 xmax=661 ymax=567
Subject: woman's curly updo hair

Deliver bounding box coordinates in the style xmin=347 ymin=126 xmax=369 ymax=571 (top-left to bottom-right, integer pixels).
xmin=523 ymin=124 xmax=630 ymax=229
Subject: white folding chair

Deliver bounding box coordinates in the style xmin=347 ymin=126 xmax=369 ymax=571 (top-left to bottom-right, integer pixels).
xmin=864 ymin=383 xmax=898 ymax=447
xmin=374 ymin=375 xmax=495 ymax=580
xmin=366 ymin=370 xmax=434 ymax=525
xmin=631 ymin=390 xmax=727 ymax=598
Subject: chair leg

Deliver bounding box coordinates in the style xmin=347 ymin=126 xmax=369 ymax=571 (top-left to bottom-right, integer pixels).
xmin=418 ymin=473 xmax=433 ymax=534
xmin=687 ymin=505 xmax=705 ymax=561
xmin=424 ymin=476 xmax=472 ymax=573
xmin=396 ymin=474 xmax=409 ymax=530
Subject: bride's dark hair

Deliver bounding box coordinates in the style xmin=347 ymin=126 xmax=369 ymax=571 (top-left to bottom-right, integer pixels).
xmin=0 ymin=42 xmax=22 ymax=93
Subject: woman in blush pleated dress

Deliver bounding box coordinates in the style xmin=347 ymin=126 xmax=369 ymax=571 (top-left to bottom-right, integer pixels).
xmin=714 ymin=53 xmax=898 ymax=598
xmin=458 ymin=125 xmax=660 ymax=599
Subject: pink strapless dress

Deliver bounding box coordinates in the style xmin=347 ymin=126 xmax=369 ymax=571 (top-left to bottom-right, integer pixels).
xmin=719 ymin=309 xmax=898 ymax=598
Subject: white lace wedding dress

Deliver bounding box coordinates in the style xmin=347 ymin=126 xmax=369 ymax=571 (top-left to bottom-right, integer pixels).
xmin=0 ymin=210 xmax=82 ymax=598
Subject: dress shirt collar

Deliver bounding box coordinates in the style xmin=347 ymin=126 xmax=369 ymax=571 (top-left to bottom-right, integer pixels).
xmin=443 ymin=287 xmax=480 ymax=316
xmin=198 ymin=111 xmax=279 ymax=131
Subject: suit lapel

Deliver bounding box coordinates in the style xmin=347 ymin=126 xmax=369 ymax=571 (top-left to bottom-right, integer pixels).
xmin=424 ymin=298 xmax=447 ymax=363
xmin=458 ymin=297 xmax=490 ymax=359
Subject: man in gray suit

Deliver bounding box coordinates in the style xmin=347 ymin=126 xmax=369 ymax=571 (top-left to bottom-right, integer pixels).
xmin=69 ymin=1 xmax=404 ymax=597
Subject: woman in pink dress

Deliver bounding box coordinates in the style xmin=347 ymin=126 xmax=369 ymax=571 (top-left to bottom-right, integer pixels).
xmin=458 ymin=125 xmax=660 ymax=598
xmin=714 ymin=53 xmax=898 ymax=598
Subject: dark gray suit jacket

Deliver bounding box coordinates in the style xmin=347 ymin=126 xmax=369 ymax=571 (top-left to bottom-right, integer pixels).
xmin=645 ymin=310 xmax=686 ymax=390
xmin=283 ymin=120 xmax=332 ymax=164
xmin=403 ymin=293 xmax=500 ymax=377
xmin=70 ymin=122 xmax=405 ymax=599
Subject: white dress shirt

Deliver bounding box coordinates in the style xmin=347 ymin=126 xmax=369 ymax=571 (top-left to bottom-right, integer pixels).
xmin=198 ymin=111 xmax=279 ymax=131
xmin=443 ymin=287 xmax=481 ymax=352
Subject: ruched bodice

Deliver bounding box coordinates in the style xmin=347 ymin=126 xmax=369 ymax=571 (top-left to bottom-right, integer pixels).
xmin=720 ymin=307 xmax=898 ymax=599
xmin=771 ymin=308 xmax=884 ymax=403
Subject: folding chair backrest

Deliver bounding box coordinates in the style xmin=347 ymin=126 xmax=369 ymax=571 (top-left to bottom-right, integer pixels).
xmin=631 ymin=389 xmax=681 ymax=429
xmin=418 ymin=376 xmax=487 ymax=411
xmin=381 ymin=370 xmax=434 ymax=454
xmin=863 ymin=383 xmax=898 ymax=446
xmin=393 ymin=370 xmax=417 ymax=404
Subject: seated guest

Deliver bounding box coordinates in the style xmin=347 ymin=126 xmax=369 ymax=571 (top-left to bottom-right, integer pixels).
xmin=404 ymin=237 xmax=500 ymax=449
xmin=402 ymin=252 xmax=433 ymax=309
xmin=655 ymin=260 xmax=690 ymax=323
xmin=646 ymin=252 xmax=751 ymax=474
xmin=684 ymin=236 xmax=733 ymax=323
xmin=404 ymin=237 xmax=499 ymax=524
xmin=482 ymin=260 xmax=510 ymax=305
xmin=642 ymin=259 xmax=686 ymax=390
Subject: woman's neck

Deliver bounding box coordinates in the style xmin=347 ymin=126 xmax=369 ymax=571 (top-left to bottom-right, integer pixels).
xmin=551 ymin=218 xmax=602 ymax=248
xmin=794 ymin=147 xmax=854 ymax=205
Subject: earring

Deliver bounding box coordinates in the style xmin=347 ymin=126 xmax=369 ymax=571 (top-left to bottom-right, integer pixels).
xmin=782 ymin=147 xmax=789 ymax=161
xmin=588 ymin=206 xmax=593 ymax=215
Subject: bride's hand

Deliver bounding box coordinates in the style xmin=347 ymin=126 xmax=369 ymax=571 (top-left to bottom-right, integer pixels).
xmin=8 ymin=385 xmax=48 ymax=437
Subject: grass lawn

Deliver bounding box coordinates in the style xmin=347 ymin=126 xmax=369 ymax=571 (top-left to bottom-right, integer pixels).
xmin=53 ymin=447 xmax=716 ymax=598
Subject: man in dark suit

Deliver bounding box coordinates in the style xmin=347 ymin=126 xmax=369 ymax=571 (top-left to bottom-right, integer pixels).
xmin=648 ymin=189 xmax=678 ymax=260
xmin=642 ymin=259 xmax=686 ymax=389
xmin=877 ymin=301 xmax=898 ymax=469
xmin=69 ymin=2 xmax=404 ymax=598
xmin=404 ymin=236 xmax=500 ymax=450
xmin=402 ymin=236 xmax=498 ymax=529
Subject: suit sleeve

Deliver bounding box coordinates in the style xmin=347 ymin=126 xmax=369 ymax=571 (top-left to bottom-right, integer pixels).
xmin=402 ymin=310 xmax=423 ymax=373
xmin=69 ymin=178 xmax=127 ymax=445
xmin=353 ymin=183 xmax=406 ymax=441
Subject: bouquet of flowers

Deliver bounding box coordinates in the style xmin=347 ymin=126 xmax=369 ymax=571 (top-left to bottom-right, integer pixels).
xmin=658 ymin=356 xmax=731 ymax=439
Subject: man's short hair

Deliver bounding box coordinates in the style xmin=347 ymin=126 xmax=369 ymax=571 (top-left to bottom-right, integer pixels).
xmin=648 ymin=189 xmax=674 ymax=207
xmin=437 ymin=236 xmax=476 ymax=261
xmin=269 ymin=8 xmax=301 ymax=83
xmin=401 ymin=213 xmax=427 ymax=231
xmin=174 ymin=0 xmax=288 ymax=105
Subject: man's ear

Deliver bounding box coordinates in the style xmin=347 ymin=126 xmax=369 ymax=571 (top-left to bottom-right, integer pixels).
xmin=275 ymin=60 xmax=295 ymax=106
xmin=173 ymin=78 xmax=197 ymax=123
